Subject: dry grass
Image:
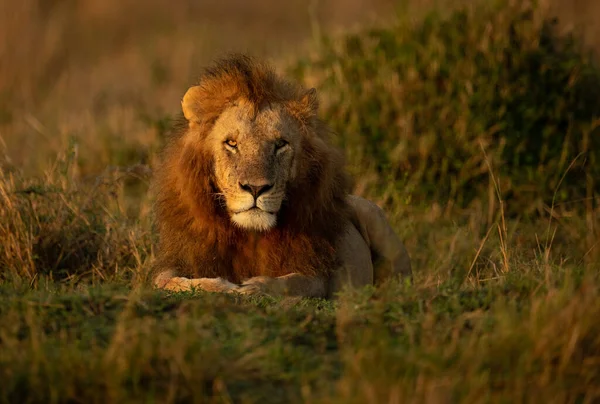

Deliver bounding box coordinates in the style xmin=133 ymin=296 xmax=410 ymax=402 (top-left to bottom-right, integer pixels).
xmin=0 ymin=0 xmax=599 ymax=402
xmin=0 ymin=148 xmax=153 ymax=284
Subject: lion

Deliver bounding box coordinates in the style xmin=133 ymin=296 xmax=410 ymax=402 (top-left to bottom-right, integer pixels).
xmin=150 ymin=54 xmax=411 ymax=298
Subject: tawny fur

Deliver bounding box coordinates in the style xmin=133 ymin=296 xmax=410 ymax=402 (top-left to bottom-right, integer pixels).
xmin=150 ymin=54 xmax=411 ymax=298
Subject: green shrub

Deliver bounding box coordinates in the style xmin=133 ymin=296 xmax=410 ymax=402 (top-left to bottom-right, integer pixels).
xmin=292 ymin=0 xmax=600 ymax=215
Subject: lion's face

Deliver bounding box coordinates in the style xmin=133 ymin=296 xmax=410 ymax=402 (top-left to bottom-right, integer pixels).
xmin=202 ymin=101 xmax=301 ymax=231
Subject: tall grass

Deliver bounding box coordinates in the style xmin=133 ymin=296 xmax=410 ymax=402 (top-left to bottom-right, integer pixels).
xmin=0 ymin=145 xmax=153 ymax=283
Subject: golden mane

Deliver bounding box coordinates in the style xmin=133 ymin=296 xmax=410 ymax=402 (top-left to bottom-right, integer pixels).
xmin=151 ymin=54 xmax=353 ymax=284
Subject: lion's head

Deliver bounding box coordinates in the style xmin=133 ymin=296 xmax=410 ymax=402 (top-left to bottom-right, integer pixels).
xmin=182 ymin=93 xmax=307 ymax=231
xmin=153 ymin=55 xmax=352 ymax=281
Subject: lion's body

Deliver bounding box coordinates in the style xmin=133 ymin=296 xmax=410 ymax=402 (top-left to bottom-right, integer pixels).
xmin=151 ymin=55 xmax=411 ymax=298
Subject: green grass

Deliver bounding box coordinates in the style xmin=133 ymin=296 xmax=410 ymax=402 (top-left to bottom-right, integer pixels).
xmin=1 ymin=269 xmax=599 ymax=403
xmin=1 ymin=0 xmax=600 ymax=402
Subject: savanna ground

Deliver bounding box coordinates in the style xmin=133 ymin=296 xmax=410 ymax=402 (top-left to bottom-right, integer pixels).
xmin=1 ymin=0 xmax=600 ymax=402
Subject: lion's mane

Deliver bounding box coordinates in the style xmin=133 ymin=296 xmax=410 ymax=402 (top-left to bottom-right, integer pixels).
xmin=151 ymin=55 xmax=353 ymax=283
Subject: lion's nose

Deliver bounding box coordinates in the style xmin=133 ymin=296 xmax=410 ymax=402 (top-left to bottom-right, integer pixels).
xmin=239 ymin=182 xmax=273 ymax=199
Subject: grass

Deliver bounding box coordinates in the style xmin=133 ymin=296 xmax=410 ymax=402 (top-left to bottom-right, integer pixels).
xmin=1 ymin=265 xmax=599 ymax=402
xmin=1 ymin=0 xmax=600 ymax=402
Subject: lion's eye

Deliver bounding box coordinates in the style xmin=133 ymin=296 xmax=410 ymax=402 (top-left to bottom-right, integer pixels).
xmin=275 ymin=139 xmax=288 ymax=150
xmin=225 ymin=139 xmax=238 ymax=148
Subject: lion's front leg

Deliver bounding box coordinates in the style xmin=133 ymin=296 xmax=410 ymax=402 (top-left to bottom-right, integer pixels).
xmin=238 ymin=273 xmax=327 ymax=298
xmin=154 ymin=271 xmax=240 ymax=294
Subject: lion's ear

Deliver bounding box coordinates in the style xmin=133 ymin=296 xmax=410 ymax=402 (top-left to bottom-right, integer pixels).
xmin=300 ymin=88 xmax=319 ymax=116
xmin=182 ymin=85 xmax=203 ymax=122
xmin=289 ymin=88 xmax=319 ymax=125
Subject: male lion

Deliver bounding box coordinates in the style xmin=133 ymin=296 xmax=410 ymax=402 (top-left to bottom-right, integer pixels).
xmin=151 ymin=54 xmax=411 ymax=298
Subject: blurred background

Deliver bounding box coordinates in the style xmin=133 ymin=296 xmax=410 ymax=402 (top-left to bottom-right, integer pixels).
xmin=0 ymin=0 xmax=398 ymax=175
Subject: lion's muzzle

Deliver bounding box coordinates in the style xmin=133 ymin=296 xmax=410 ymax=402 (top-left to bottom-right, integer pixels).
xmin=227 ymin=180 xmax=282 ymax=231
xmin=239 ymin=182 xmax=273 ymax=200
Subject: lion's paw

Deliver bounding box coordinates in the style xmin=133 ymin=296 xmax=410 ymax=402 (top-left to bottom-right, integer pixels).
xmin=187 ymin=277 xmax=240 ymax=293
xmin=237 ymin=276 xmax=282 ymax=297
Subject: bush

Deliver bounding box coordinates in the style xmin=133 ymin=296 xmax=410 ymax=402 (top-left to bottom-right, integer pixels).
xmin=292 ymin=0 xmax=600 ymax=216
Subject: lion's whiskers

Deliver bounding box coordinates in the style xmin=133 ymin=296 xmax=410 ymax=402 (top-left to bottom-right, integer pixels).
xmin=212 ymin=192 xmax=228 ymax=209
